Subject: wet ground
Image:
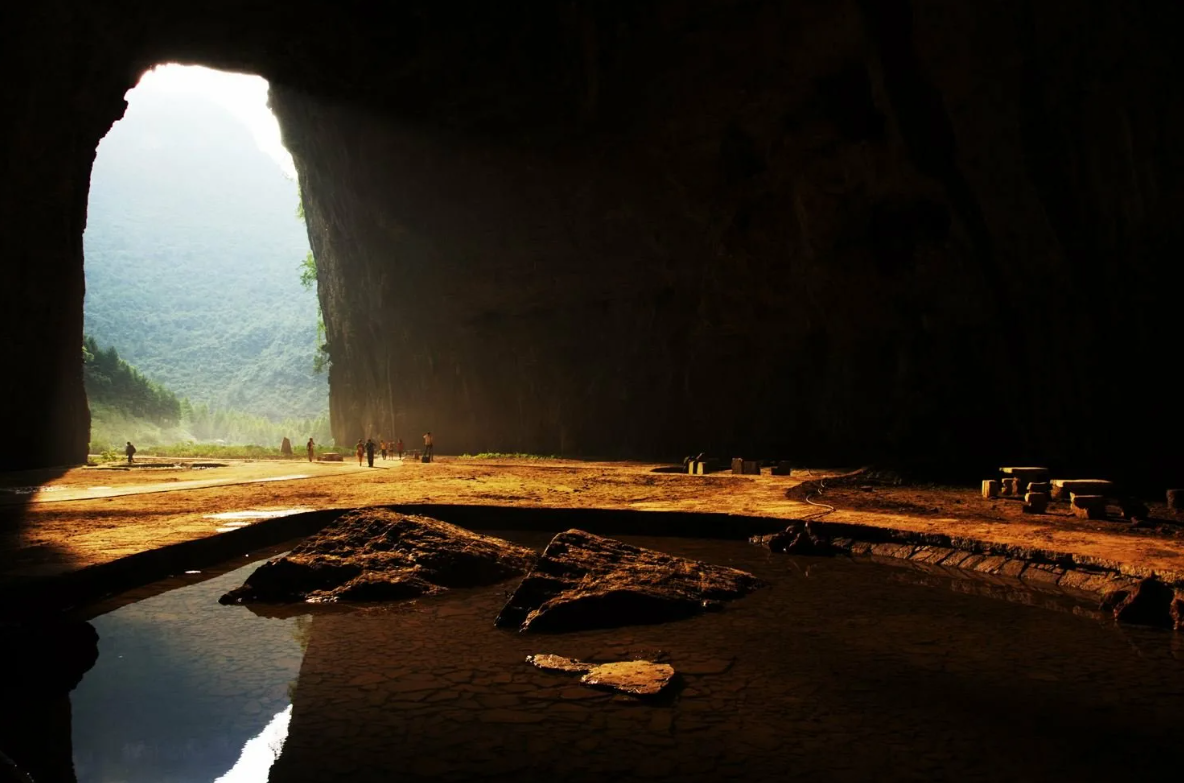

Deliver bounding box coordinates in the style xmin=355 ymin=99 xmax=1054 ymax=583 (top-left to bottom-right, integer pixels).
xmin=65 ymin=533 xmax=1184 ymax=782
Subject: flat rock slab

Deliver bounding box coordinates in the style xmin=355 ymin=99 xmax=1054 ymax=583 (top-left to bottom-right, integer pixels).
xmin=526 ymin=654 xmax=677 ymax=696
xmin=220 ymin=509 xmax=537 ymax=604
xmin=526 ymin=653 xmax=592 ymax=674
xmin=1052 ymin=479 xmax=1115 ymax=499
xmin=581 ymin=661 xmax=676 ymax=696
xmin=999 ymin=467 xmax=1049 ymax=478
xmin=497 ymin=529 xmax=763 ymax=632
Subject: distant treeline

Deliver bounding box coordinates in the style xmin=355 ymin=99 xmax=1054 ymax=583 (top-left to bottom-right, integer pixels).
xmin=84 ymin=335 xmax=333 ymax=451
xmin=84 ymin=335 xmax=181 ymax=425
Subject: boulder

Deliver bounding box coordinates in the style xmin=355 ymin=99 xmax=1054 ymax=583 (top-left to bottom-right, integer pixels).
xmin=496 ymin=529 xmax=763 ymax=632
xmin=1101 ymin=577 xmax=1175 ymax=628
xmin=220 ymin=510 xmax=537 ymax=604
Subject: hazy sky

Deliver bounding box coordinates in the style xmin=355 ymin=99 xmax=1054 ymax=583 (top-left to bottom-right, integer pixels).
xmin=134 ymin=64 xmax=297 ymax=178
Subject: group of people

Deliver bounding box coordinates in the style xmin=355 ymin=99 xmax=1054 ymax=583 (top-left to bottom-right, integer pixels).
xmin=351 ymin=432 xmax=432 ymax=467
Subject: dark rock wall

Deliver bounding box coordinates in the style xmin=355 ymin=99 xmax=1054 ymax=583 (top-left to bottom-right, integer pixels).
xmin=2 ymin=1 xmax=1182 ymax=479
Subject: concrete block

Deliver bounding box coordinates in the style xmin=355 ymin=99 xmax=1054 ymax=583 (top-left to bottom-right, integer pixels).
xmin=731 ymin=458 xmax=744 ymax=475
xmin=742 ymin=460 xmax=760 ymax=475
xmin=694 ymin=459 xmax=719 ymax=475
xmin=1000 ymin=478 xmax=1019 ymax=496
xmin=1168 ymin=489 xmax=1184 ymax=511
xmin=771 ymin=461 xmax=793 ymax=476
xmin=1071 ymin=494 xmax=1106 ymax=519
xmin=1026 ymin=481 xmax=1051 ymax=495
xmin=1000 ymin=466 xmax=1050 ymax=480
xmin=1052 ymin=479 xmax=1115 ymax=499
xmin=1000 ymin=466 xmax=1049 ymax=492
xmin=1022 ymin=492 xmax=1049 ymax=514
xmin=982 ymin=479 xmax=1001 ymax=499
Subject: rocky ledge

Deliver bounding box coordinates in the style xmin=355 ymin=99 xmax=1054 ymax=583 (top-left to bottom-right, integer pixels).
xmin=496 ymin=529 xmax=763 ymax=632
xmin=526 ymin=653 xmax=677 ymax=697
xmin=220 ymin=510 xmax=537 ymax=604
xmin=753 ymin=520 xmax=1184 ymax=630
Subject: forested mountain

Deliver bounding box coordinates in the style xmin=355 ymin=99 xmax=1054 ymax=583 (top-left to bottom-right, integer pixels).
xmin=83 ymin=335 xmax=182 ymax=426
xmin=83 ymin=75 xmax=326 ymax=420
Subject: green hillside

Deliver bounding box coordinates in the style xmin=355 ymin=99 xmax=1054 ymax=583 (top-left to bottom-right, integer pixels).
xmin=83 ymin=76 xmax=327 ymax=421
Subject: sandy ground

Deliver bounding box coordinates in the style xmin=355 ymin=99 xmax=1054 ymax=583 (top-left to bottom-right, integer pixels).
xmin=3 ymin=457 xmax=1184 ymax=583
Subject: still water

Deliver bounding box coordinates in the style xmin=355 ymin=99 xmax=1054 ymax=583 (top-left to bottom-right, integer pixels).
xmin=71 ymin=534 xmax=1184 ymax=782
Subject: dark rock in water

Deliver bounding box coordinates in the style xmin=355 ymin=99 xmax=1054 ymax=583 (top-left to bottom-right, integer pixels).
xmin=752 ymin=521 xmax=834 ymax=555
xmin=526 ymin=654 xmax=677 ymax=696
xmin=496 ymin=529 xmax=762 ymax=632
xmin=220 ymin=510 xmax=537 ymax=604
xmin=1101 ymin=577 xmax=1175 ymax=627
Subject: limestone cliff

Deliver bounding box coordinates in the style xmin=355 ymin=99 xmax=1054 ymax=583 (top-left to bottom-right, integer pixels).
xmin=2 ymin=0 xmax=1182 ymax=481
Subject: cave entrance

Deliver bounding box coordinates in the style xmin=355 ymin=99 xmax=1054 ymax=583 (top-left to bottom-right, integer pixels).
xmin=82 ymin=64 xmax=330 ymax=457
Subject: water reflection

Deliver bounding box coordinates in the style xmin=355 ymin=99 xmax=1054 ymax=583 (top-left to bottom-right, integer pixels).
xmin=213 ymin=706 xmax=291 ymax=783
xmin=64 ymin=534 xmax=1184 ymax=783
xmin=71 ymin=562 xmax=308 ymax=782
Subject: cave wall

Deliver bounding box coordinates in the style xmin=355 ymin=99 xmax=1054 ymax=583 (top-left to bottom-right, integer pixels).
xmin=2 ymin=1 xmax=1183 ymax=480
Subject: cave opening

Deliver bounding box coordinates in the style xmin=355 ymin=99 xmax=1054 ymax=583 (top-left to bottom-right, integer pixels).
xmin=82 ymin=64 xmax=330 ymax=457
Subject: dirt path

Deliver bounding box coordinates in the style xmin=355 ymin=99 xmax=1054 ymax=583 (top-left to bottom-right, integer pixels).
xmin=3 ymin=458 xmax=1184 ymax=584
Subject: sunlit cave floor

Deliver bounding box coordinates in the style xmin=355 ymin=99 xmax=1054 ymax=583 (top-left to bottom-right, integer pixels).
xmin=62 ymin=536 xmax=1184 ymax=782
xmin=3 ymin=457 xmax=1184 ymax=587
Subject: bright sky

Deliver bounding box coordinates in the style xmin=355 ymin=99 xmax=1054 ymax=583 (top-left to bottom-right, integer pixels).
xmin=135 ymin=64 xmax=297 ymax=179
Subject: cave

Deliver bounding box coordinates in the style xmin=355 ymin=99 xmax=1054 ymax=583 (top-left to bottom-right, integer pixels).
xmin=3 ymin=0 xmax=1183 ymax=483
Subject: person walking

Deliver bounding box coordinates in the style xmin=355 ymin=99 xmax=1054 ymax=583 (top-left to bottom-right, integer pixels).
xmin=423 ymin=431 xmax=434 ymax=462
xmin=365 ymin=438 xmax=376 ymax=468
xmin=380 ymin=439 xmax=388 ymax=461
xmin=396 ymin=437 xmax=404 ymax=460
xmin=125 ymin=441 xmax=137 ymax=465
xmin=356 ymin=439 xmax=364 ymax=466
xmin=307 ymin=437 xmax=316 ymax=462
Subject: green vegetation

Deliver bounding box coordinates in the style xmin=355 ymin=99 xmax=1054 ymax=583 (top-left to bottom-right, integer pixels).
xmin=457 ymin=452 xmax=560 ymax=460
xmin=84 ymin=335 xmax=181 ymax=426
xmin=85 ymin=336 xmax=332 ymax=453
xmin=83 ymin=77 xmax=327 ymax=420
xmin=298 ymin=250 xmax=331 ymax=374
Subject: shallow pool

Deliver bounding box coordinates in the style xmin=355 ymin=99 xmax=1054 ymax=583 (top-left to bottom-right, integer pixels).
xmin=69 ymin=533 xmax=1184 ymax=782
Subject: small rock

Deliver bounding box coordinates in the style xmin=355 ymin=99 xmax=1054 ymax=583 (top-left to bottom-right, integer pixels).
xmin=1101 ymin=577 xmax=1175 ymax=628
xmin=526 ymin=654 xmax=592 ymax=674
xmin=580 ymin=661 xmax=676 ymax=697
